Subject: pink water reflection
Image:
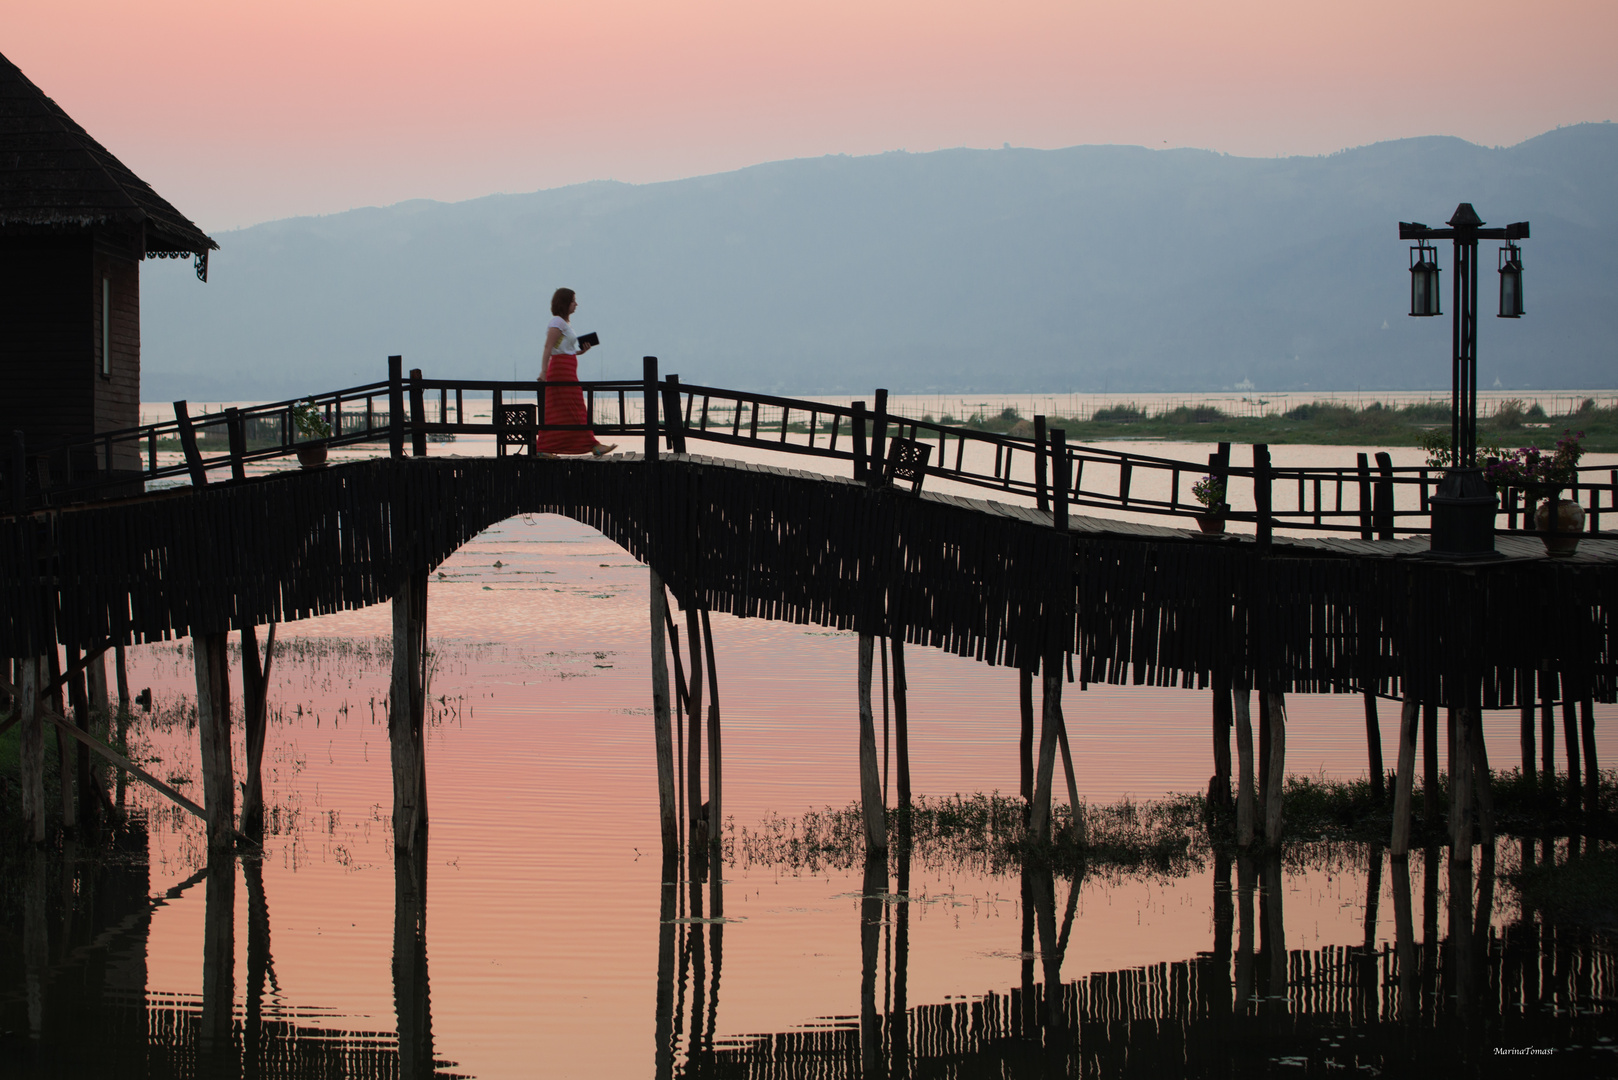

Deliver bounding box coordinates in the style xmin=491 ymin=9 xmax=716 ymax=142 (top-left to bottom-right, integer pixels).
xmin=116 ymin=512 xmax=1612 ymax=1077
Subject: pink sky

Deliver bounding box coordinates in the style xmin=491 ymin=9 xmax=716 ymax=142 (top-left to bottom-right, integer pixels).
xmin=11 ymin=0 xmax=1617 ymax=230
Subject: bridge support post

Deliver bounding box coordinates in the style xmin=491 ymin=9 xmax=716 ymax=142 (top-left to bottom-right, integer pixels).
xmin=684 ymin=605 xmax=705 ymax=847
xmin=857 ymin=633 xmax=887 ymax=851
xmin=1423 ymin=701 xmax=1440 ymax=827
xmin=701 ymin=610 xmax=724 ymax=854
xmin=1210 ymin=672 xmax=1233 ymax=811
xmin=390 ymin=571 xmax=429 ymax=851
xmin=240 ymin=623 xmax=276 ymax=838
xmin=1233 ymin=683 xmax=1255 ymax=847
xmin=1018 ymin=667 xmax=1034 ymax=823
xmin=1390 ymin=697 xmax=1420 ymax=856
xmin=1029 ymin=659 xmax=1061 ymax=844
xmin=1450 ymin=701 xmax=1476 ymax=869
xmin=194 ymin=631 xmax=235 ymax=852
xmin=649 ymin=571 xmax=679 ymax=855
xmin=51 ymin=649 xmax=74 ymax=831
xmin=891 ymin=636 xmax=910 ymax=813
xmin=1263 ymin=691 xmax=1287 ymax=847
xmin=19 ymin=656 xmax=46 ymax=842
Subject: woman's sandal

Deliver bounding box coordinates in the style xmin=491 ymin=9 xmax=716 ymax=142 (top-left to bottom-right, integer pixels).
xmin=590 ymin=443 xmax=618 ymax=457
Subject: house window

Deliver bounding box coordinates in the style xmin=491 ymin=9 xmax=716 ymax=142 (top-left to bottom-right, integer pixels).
xmin=101 ymin=277 xmax=111 ymax=376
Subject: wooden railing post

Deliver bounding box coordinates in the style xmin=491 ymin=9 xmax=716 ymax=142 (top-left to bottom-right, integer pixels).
xmin=1356 ymin=453 xmax=1373 ymax=540
xmin=409 ymin=368 xmax=427 ymax=457
xmin=1210 ymin=442 xmax=1230 ymax=510
xmin=852 ymin=401 xmax=868 ymax=481
xmin=662 ymin=375 xmax=687 ymax=455
xmin=1254 ymin=444 xmax=1272 ymax=548
xmin=643 ymin=357 xmax=660 ymax=461
xmin=1033 ymin=415 xmax=1049 ymax=512
xmin=225 ymin=407 xmax=247 ymax=482
xmin=492 ymin=388 xmax=505 ymax=458
xmin=388 ymin=356 xmax=404 ymax=460
xmin=872 ymin=389 xmax=888 ymax=475
xmin=173 ymin=401 xmax=209 ymax=487
xmin=1050 ymin=429 xmax=1069 ymax=532
xmin=1374 ymin=452 xmax=1395 ymax=539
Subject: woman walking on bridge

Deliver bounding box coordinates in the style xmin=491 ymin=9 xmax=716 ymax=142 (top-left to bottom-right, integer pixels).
xmin=537 ymin=287 xmax=616 ymax=456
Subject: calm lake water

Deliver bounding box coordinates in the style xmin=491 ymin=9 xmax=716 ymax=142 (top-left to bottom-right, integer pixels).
xmin=4 ymin=426 xmax=1617 ymax=1077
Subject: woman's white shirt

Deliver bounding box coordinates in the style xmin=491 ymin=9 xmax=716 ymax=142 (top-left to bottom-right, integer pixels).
xmin=547 ymin=315 xmax=578 ymax=356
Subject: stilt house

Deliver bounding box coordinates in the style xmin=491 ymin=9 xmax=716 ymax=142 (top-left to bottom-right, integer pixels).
xmin=0 ymin=51 xmax=216 ymax=479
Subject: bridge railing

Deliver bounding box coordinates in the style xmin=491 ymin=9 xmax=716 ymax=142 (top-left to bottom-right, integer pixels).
xmin=6 ymin=357 xmax=1615 ymax=542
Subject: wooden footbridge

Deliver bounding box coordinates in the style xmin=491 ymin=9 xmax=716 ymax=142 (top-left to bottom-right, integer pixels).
xmin=3 ymin=357 xmax=1615 ymax=862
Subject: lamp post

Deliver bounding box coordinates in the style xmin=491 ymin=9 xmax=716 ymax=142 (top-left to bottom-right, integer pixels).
xmin=1399 ymin=204 xmax=1529 ymax=557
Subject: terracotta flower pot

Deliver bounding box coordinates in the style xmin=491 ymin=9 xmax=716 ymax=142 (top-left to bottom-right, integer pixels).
xmin=1195 ymin=504 xmax=1229 ymax=535
xmin=1534 ymin=497 xmax=1584 ymax=557
xmin=296 ymin=443 xmax=329 ymax=470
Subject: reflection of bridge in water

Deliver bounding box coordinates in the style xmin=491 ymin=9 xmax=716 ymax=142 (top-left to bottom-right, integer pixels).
xmin=665 ymin=843 xmax=1615 ymax=1078
xmin=7 ymin=826 xmax=1612 ymax=1077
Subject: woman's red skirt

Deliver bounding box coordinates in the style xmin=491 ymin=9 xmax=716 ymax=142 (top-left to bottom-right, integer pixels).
xmin=536 ymin=354 xmax=599 ymax=454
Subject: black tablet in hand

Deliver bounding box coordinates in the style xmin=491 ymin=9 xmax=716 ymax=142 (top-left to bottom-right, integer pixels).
xmin=577 ymin=331 xmax=600 ymax=348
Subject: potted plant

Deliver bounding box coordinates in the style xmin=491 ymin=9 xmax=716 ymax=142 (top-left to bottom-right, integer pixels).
xmin=1483 ymin=429 xmax=1585 ymax=556
xmin=1191 ymin=474 xmax=1229 ymax=535
xmin=290 ymin=398 xmax=331 ymax=469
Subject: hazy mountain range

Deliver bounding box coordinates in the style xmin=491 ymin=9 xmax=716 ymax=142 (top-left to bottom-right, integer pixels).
xmin=143 ymin=124 xmax=1618 ymax=402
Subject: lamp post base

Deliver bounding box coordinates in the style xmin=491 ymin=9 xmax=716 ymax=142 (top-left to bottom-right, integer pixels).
xmin=1428 ymin=468 xmax=1498 ymax=559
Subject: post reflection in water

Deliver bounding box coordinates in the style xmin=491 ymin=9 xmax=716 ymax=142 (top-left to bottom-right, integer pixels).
xmin=199 ymin=855 xmax=236 ymax=1068
xmin=859 ymin=849 xmax=886 ymax=1078
xmin=655 ymin=841 xmax=730 ymax=1076
xmin=394 ymin=836 xmax=437 ymax=1080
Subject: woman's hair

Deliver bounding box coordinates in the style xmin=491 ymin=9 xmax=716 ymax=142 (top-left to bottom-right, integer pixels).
xmin=550 ymin=287 xmax=576 ymax=318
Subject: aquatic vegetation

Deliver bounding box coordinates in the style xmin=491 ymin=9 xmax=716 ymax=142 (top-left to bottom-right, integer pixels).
xmin=734 ymin=791 xmax=1207 ymax=878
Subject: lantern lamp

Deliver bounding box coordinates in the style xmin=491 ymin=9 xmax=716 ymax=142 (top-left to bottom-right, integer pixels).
xmin=1409 ymin=242 xmax=1442 ymax=316
xmin=1498 ymin=243 xmax=1524 ymax=318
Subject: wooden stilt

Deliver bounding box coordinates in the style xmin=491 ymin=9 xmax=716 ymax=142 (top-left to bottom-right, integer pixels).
xmin=1029 ymin=659 xmax=1061 ymax=843
xmin=1519 ymin=667 xmax=1536 ymax=795
xmin=856 ymin=633 xmax=887 ymax=851
xmin=1018 ymin=667 xmax=1034 ymax=821
xmin=194 ymin=631 xmax=235 ymax=852
xmin=891 ymin=635 xmax=910 ymax=812
xmin=389 ymin=572 xmax=428 ymax=851
xmin=1257 ymin=691 xmax=1271 ymax=822
xmin=1363 ymin=688 xmax=1385 ymax=802
xmin=1561 ymin=691 xmax=1582 ymax=815
xmin=1234 ymin=684 xmax=1255 ymax=847
xmin=648 ymin=571 xmax=679 ymax=855
xmin=114 ymin=643 xmax=130 ymax=714
xmin=1390 ymin=697 xmax=1419 ymax=856
xmin=87 ymin=650 xmax=110 ymax=729
xmin=66 ymin=645 xmax=94 ymax=826
xmin=1581 ymin=696 xmax=1599 ymax=820
xmin=880 ymin=636 xmax=890 ymax=805
xmin=684 ymin=605 xmax=705 ymax=845
xmin=665 ymin=607 xmax=686 ymax=837
xmin=1263 ymin=691 xmax=1287 ymax=847
xmin=1539 ymin=675 xmax=1556 ymax=808
xmin=1211 ymin=673 xmax=1233 ymax=809
xmin=1055 ymin=696 xmax=1082 ymax=840
xmin=1422 ymin=701 xmax=1439 ymax=826
xmin=701 ymin=609 xmax=723 ymax=851
xmin=20 ymin=656 xmax=45 ymax=843
xmin=240 ymin=622 xmax=276 ymax=837
xmin=1469 ymin=704 xmax=1494 ymax=847
xmin=51 ymin=648 xmax=74 ymax=830
xmin=1450 ymin=702 xmax=1474 ymax=867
